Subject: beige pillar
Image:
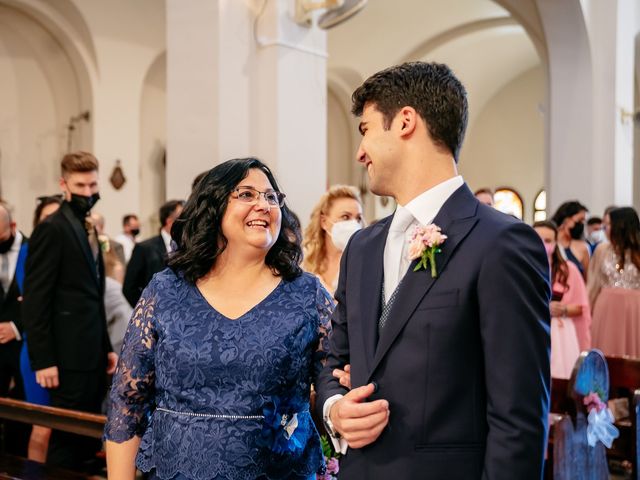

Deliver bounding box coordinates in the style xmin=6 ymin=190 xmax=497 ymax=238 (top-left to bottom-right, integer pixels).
xmin=166 ymin=0 xmax=327 ymax=226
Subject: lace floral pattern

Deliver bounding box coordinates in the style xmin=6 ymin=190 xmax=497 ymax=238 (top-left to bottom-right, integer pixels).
xmin=105 ymin=269 xmax=334 ymax=480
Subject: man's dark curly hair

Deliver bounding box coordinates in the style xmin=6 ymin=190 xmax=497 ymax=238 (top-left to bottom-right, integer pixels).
xmin=351 ymin=61 xmax=468 ymax=161
xmin=167 ymin=158 xmax=302 ymax=283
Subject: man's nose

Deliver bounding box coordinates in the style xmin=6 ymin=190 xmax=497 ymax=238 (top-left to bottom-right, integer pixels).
xmin=356 ymin=144 xmax=366 ymax=163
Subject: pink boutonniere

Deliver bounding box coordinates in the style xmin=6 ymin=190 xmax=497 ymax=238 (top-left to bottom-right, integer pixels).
xmin=408 ymin=224 xmax=448 ymax=278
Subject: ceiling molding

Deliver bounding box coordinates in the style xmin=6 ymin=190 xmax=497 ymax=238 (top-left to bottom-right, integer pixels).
xmin=401 ymin=16 xmax=520 ymax=63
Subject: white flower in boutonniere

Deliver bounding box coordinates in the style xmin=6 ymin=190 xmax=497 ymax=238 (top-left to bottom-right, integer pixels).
xmin=98 ymin=234 xmax=111 ymax=253
xmin=408 ymin=224 xmax=448 ymax=278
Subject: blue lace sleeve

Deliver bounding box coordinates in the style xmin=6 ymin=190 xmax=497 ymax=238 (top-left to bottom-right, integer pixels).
xmin=104 ymin=282 xmax=158 ymax=442
xmin=312 ymin=281 xmax=335 ymax=381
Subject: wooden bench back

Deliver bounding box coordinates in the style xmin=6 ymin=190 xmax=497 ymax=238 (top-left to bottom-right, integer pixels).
xmin=605 ymin=355 xmax=640 ymax=480
xmin=550 ymin=350 xmax=609 ymax=480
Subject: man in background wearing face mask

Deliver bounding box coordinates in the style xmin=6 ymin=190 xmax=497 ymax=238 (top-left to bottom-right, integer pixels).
xmin=22 ymin=151 xmax=117 ymax=472
xmin=586 ymin=216 xmax=605 ymax=254
xmin=115 ymin=213 xmax=140 ymax=264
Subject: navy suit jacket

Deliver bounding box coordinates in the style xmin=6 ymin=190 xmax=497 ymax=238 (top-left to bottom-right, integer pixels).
xmin=315 ymin=184 xmax=551 ymax=480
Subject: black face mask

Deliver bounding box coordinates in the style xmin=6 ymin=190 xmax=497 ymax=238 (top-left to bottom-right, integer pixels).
xmin=569 ymin=222 xmax=585 ymax=240
xmin=131 ymin=228 xmax=140 ymax=237
xmin=0 ymin=234 xmax=15 ymax=254
xmin=68 ymin=193 xmax=100 ymax=217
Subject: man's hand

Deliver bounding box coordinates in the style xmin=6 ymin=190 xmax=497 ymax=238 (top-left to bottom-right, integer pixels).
xmin=333 ymin=364 xmax=352 ymax=390
xmin=106 ymin=352 xmax=118 ymax=375
xmin=36 ymin=366 xmax=59 ymax=389
xmin=329 ymin=383 xmax=389 ymax=449
xmin=0 ymin=323 xmax=17 ymax=344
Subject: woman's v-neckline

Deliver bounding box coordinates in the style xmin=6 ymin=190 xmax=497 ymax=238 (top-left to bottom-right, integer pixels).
xmin=193 ymin=279 xmax=284 ymax=321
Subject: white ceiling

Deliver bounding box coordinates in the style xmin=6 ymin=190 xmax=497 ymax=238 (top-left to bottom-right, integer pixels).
xmin=326 ymin=0 xmax=542 ymax=122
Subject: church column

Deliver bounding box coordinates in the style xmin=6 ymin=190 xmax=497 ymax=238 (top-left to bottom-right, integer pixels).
xmin=166 ymin=0 xmax=327 ymax=225
xmin=584 ymin=0 xmax=636 ymax=213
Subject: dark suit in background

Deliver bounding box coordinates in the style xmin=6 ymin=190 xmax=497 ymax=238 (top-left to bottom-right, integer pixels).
xmin=22 ymin=201 xmax=112 ymax=470
xmin=123 ymin=235 xmax=167 ymax=307
xmin=316 ymin=185 xmax=551 ymax=479
xmin=0 ymin=235 xmax=26 ymax=397
xmin=0 ymin=234 xmax=29 ymax=455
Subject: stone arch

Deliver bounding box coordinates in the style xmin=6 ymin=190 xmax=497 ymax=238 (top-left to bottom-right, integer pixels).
xmin=0 ymin=0 xmax=95 ymax=231
xmin=139 ymin=51 xmax=167 ymax=236
xmin=493 ymin=0 xmax=593 ymax=213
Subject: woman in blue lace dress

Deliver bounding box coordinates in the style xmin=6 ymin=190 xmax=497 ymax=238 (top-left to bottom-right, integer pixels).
xmin=105 ymin=158 xmax=334 ymax=480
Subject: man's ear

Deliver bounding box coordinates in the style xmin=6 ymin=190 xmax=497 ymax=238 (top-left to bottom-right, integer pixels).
xmin=397 ymin=106 xmax=417 ymax=138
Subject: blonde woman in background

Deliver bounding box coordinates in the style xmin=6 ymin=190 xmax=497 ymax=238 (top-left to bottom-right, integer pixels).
xmin=303 ymin=185 xmax=365 ymax=294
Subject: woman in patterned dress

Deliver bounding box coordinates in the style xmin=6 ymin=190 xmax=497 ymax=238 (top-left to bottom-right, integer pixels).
xmin=105 ymin=158 xmax=334 ymax=480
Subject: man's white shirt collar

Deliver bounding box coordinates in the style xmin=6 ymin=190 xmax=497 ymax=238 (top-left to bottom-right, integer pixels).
xmin=400 ymin=175 xmax=464 ymax=226
xmin=160 ymin=229 xmax=172 ymax=253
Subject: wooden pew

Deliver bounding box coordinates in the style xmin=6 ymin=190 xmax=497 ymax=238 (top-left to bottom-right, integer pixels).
xmin=605 ymin=355 xmax=640 ymax=479
xmin=0 ymin=397 xmax=105 ymax=439
xmin=0 ymin=397 xmax=106 ymax=479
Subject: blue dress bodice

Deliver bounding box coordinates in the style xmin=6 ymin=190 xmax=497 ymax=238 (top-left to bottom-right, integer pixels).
xmin=105 ymin=269 xmax=333 ymax=480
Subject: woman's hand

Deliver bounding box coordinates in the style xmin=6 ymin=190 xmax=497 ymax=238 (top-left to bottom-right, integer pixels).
xmin=333 ymin=364 xmax=352 ymax=390
xmin=550 ymin=301 xmax=566 ymax=317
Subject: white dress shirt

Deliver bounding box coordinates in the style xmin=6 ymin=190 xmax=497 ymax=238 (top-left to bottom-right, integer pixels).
xmin=0 ymin=231 xmax=24 ymax=340
xmin=383 ymin=175 xmax=464 ymax=302
xmin=323 ymin=175 xmax=465 ymax=452
xmin=160 ymin=229 xmax=173 ymax=253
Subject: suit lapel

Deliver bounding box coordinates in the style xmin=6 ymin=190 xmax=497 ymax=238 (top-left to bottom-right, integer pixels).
xmin=358 ymin=218 xmax=391 ymax=374
xmin=368 ymin=184 xmax=479 ymax=381
xmin=61 ymin=203 xmax=100 ymax=286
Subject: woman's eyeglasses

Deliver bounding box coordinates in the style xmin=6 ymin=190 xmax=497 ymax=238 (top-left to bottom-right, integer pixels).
xmin=231 ymin=187 xmax=286 ymax=208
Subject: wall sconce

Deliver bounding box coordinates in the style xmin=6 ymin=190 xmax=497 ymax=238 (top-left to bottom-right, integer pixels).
xmin=620 ymin=108 xmax=640 ymax=125
xmin=294 ymin=0 xmax=367 ymax=29
xmin=66 ymin=110 xmax=91 ymax=152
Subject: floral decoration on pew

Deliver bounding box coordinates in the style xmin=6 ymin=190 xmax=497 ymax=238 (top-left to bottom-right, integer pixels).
xmin=583 ymin=390 xmax=619 ymax=448
xmin=317 ymin=435 xmax=340 ymax=480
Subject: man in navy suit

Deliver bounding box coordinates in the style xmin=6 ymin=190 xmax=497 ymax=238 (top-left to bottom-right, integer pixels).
xmin=315 ymin=62 xmax=551 ymax=479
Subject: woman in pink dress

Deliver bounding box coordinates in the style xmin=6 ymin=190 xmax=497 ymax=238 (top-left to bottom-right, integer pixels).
xmin=588 ymin=207 xmax=640 ymax=356
xmin=534 ymin=221 xmax=591 ymax=378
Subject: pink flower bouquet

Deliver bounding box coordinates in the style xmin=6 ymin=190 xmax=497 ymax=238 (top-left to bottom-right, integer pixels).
xmin=408 ymin=224 xmax=447 ymax=278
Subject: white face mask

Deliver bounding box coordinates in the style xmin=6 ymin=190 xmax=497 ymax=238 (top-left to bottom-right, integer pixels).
xmin=587 ymin=229 xmax=606 ymax=244
xmin=329 ymin=220 xmax=362 ymax=251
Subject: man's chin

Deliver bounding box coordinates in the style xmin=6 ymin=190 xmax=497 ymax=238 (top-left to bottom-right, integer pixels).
xmin=369 ymin=185 xmax=390 ymax=198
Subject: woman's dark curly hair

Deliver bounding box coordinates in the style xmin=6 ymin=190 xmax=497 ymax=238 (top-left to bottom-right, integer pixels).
xmin=167 ymin=158 xmax=302 ymax=283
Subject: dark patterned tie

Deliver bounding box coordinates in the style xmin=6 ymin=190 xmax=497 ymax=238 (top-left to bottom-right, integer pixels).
xmin=378 ymin=282 xmax=401 ymax=334
xmin=84 ymin=217 xmax=99 ymax=261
